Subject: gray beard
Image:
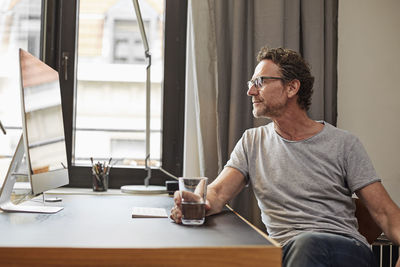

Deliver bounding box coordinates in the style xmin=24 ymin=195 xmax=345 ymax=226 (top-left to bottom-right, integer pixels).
xmin=252 ymin=101 xmax=287 ymax=118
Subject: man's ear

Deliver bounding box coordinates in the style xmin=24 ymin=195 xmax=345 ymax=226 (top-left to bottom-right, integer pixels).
xmin=287 ymin=79 xmax=300 ymax=98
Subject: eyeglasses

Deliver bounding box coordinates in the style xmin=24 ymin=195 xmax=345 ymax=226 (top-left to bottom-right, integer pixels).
xmin=247 ymin=76 xmax=284 ymax=90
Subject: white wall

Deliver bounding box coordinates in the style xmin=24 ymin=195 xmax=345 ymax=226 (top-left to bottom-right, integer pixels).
xmin=338 ymin=0 xmax=400 ymax=205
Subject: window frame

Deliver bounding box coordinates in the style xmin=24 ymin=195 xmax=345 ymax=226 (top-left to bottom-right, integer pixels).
xmin=42 ymin=0 xmax=187 ymax=188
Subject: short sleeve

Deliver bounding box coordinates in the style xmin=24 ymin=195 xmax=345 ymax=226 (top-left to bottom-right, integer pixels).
xmin=344 ymin=136 xmax=381 ymax=193
xmin=224 ymin=132 xmax=250 ymax=184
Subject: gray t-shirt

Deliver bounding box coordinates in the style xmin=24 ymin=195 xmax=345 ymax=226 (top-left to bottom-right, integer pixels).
xmin=225 ymin=121 xmax=380 ymax=247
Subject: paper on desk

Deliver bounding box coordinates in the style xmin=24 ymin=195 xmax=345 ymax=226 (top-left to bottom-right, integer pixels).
xmin=132 ymin=207 xmax=168 ymax=218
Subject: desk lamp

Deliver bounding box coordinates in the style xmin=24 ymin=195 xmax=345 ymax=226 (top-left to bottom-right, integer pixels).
xmin=120 ymin=0 xmax=166 ymax=194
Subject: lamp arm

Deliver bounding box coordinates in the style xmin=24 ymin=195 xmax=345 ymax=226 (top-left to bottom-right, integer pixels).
xmin=132 ymin=0 xmax=149 ymax=53
xmin=0 ymin=119 xmax=6 ymax=135
xmin=132 ymin=0 xmax=152 ymax=186
xmin=143 ymin=52 xmax=151 ymax=187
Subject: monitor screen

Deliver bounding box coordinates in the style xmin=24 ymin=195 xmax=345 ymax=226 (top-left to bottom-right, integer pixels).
xmin=19 ymin=48 xmax=69 ymax=195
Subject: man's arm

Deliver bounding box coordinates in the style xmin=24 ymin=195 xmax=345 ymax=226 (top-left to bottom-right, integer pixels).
xmin=356 ymin=182 xmax=400 ymax=245
xmin=205 ymin=167 xmax=247 ymax=216
xmin=170 ymin=167 xmax=246 ymax=223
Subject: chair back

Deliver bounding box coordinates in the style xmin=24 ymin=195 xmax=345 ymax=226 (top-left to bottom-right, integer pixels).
xmin=354 ymin=198 xmax=382 ymax=244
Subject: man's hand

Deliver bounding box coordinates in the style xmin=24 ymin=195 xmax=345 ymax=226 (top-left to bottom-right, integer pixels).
xmin=170 ymin=167 xmax=246 ymax=224
xmin=169 ymin=190 xmax=183 ymax=223
xmin=170 ymin=190 xmax=211 ymax=224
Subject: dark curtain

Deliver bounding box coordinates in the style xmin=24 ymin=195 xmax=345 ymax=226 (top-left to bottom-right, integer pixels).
xmin=186 ymin=0 xmax=338 ymax=230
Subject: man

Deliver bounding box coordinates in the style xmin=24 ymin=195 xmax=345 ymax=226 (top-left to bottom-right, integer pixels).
xmin=170 ymin=47 xmax=400 ymax=267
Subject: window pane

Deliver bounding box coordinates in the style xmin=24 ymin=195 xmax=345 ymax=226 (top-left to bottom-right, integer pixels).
xmin=0 ymin=0 xmax=42 ymax=185
xmin=74 ymin=0 xmax=164 ymax=168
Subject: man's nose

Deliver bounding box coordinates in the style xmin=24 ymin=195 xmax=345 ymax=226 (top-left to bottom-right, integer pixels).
xmin=247 ymin=85 xmax=258 ymax=96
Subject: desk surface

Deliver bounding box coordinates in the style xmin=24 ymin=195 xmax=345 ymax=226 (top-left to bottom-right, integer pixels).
xmin=0 ymin=189 xmax=281 ymax=266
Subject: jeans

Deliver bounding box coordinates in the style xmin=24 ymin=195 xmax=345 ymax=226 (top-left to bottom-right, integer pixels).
xmin=282 ymin=232 xmax=376 ymax=267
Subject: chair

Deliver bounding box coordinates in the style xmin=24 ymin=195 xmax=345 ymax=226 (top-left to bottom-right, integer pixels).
xmin=354 ymin=198 xmax=382 ymax=244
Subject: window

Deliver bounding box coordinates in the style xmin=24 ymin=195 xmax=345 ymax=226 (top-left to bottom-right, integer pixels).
xmin=110 ymin=139 xmax=145 ymax=163
xmin=0 ymin=0 xmax=42 ymax=185
xmin=45 ymin=0 xmax=187 ymax=188
xmin=74 ymin=0 xmax=165 ymax=169
xmin=113 ymin=20 xmax=150 ymax=63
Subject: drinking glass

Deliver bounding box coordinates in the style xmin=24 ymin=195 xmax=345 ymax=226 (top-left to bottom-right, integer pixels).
xmin=178 ymin=177 xmax=208 ymax=225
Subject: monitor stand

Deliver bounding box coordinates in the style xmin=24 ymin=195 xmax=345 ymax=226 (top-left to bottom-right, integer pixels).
xmin=0 ymin=135 xmax=63 ymax=213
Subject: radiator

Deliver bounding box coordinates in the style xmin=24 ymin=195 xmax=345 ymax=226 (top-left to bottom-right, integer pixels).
xmin=372 ymin=235 xmax=399 ymax=267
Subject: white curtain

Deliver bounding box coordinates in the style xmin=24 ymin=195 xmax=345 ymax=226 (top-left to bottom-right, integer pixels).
xmin=183 ymin=0 xmax=219 ymax=178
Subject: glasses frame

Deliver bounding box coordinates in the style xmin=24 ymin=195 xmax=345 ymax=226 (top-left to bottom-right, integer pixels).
xmin=247 ymin=76 xmax=284 ymax=90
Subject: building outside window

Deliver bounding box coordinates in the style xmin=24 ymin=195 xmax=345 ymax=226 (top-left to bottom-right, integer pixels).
xmin=0 ymin=0 xmax=41 ymax=185
xmin=0 ymin=0 xmax=186 ymax=188
xmin=74 ymin=0 xmax=164 ymax=168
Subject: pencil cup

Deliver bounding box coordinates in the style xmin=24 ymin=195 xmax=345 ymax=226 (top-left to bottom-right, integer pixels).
xmin=92 ymin=171 xmax=109 ymax=192
xmin=178 ymin=177 xmax=208 ymax=225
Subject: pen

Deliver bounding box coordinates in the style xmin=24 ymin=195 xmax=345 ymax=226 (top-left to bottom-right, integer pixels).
xmin=91 ymin=158 xmax=113 ymax=191
xmin=91 ymin=158 xmax=113 ymax=175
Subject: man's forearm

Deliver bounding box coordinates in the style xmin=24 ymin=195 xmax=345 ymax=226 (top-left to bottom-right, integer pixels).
xmin=357 ymin=182 xmax=400 ymax=245
xmin=378 ymin=206 xmax=400 ymax=245
xmin=205 ymin=185 xmax=228 ymax=216
xmin=205 ymin=167 xmax=246 ymax=216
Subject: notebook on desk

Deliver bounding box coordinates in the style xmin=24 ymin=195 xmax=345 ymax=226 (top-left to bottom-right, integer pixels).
xmin=132 ymin=207 xmax=168 ymax=218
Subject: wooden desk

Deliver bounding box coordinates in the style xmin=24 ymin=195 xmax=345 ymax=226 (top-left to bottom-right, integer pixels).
xmin=0 ymin=189 xmax=281 ymax=266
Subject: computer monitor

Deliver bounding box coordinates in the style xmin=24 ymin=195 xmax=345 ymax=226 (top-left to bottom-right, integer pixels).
xmin=0 ymin=49 xmax=69 ymax=213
